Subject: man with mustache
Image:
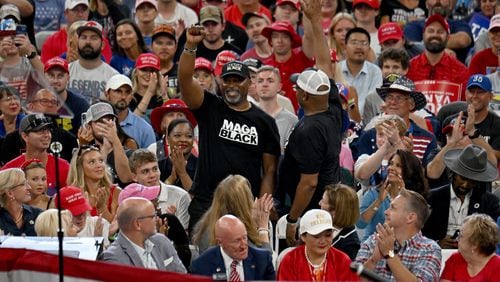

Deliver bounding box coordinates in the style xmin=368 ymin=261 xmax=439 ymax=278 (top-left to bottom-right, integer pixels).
xmin=406 ymin=14 xmax=469 ymax=107
xmin=404 ymin=0 xmax=473 ymax=63
xmin=67 ymin=21 xmax=119 ymax=103
xmin=178 ymin=25 xmax=281 ymax=232
xmin=422 ymin=144 xmax=500 ymax=249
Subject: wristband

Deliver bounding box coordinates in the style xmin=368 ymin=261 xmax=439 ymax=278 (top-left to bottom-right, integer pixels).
xmin=184 ymin=46 xmax=197 ymax=55
xmin=257 ymin=228 xmax=269 ymax=234
xmin=286 ymin=214 xmax=298 ymax=224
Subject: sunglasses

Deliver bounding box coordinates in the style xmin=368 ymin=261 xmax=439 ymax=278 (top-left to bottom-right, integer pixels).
xmin=72 ymin=144 xmax=100 ymax=157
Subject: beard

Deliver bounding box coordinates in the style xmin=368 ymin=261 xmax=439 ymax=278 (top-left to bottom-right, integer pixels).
xmin=223 ymin=88 xmax=245 ymax=106
xmin=114 ymin=99 xmax=129 ymax=111
xmin=424 ymin=37 xmax=447 ymax=53
xmin=78 ymin=44 xmax=101 ymax=60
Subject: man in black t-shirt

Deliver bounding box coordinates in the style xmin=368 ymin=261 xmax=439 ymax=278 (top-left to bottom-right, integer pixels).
xmin=195 ymin=5 xmax=242 ymax=62
xmin=278 ymin=0 xmax=344 ymax=247
xmin=179 ymin=25 xmax=280 ymax=231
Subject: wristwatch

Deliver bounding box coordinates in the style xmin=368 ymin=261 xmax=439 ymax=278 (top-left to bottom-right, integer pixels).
xmin=468 ymin=129 xmax=481 ymax=139
xmin=26 ymin=51 xmax=37 ymax=60
xmin=384 ymin=250 xmax=395 ymax=259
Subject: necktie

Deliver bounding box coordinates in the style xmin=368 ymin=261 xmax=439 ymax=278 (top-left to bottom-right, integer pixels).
xmin=229 ymin=260 xmax=241 ymax=282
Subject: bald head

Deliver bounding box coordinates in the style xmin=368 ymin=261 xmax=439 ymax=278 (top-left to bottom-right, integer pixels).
xmin=215 ymin=215 xmax=248 ymax=261
xmin=117 ymin=197 xmax=154 ymax=231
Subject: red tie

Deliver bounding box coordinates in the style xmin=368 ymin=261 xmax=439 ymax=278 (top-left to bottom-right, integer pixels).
xmin=229 ymin=260 xmax=241 ymax=282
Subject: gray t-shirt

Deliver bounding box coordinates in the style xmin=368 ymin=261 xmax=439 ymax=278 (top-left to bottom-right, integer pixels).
xmin=68 ymin=61 xmax=119 ymax=103
xmin=275 ymin=108 xmax=298 ymax=154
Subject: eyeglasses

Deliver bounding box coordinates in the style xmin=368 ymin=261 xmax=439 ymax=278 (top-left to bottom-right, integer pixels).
xmin=347 ymin=39 xmax=369 ymax=47
xmin=137 ymin=213 xmax=157 ymax=220
xmin=32 ymin=99 xmax=60 ymax=106
xmin=73 ymin=144 xmax=100 ymax=157
xmin=385 ymin=94 xmax=409 ymax=103
xmin=0 ymin=95 xmax=20 ymax=103
xmin=8 ymin=181 xmax=27 ymax=190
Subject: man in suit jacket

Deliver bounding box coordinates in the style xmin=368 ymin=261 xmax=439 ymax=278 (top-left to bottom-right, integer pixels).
xmin=190 ymin=215 xmax=275 ymax=280
xmin=100 ymin=197 xmax=186 ymax=273
xmin=423 ymin=144 xmax=500 ymax=249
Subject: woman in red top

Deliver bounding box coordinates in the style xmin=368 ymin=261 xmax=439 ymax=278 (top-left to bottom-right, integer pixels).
xmin=441 ymin=213 xmax=500 ymax=282
xmin=67 ymin=145 xmax=121 ymax=223
xmin=277 ymin=209 xmax=359 ymax=281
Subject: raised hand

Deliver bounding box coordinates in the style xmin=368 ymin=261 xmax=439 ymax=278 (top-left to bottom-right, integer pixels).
xmin=300 ymin=0 xmax=321 ymax=20
xmin=185 ymin=25 xmax=206 ymax=46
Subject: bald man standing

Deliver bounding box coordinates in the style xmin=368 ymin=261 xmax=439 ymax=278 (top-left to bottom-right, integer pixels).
xmin=191 ymin=215 xmax=275 ymax=280
xmin=100 ymin=197 xmax=186 ymax=273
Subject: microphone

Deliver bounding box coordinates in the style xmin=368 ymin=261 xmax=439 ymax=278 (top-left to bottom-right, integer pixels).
xmin=50 ymin=142 xmax=63 ymax=154
xmin=350 ymin=262 xmax=387 ymax=282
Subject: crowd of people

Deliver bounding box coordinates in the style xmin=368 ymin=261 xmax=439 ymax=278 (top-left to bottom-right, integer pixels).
xmin=0 ymin=0 xmax=500 ymax=280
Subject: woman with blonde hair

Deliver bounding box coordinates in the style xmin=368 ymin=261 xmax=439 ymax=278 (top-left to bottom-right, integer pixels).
xmin=0 ymin=168 xmax=42 ymax=235
xmin=319 ymin=184 xmax=360 ymax=260
xmin=64 ymin=21 xmax=86 ymax=63
xmin=67 ymin=145 xmax=121 ymax=223
xmin=34 ymin=209 xmax=79 ymax=237
xmin=441 ymin=214 xmax=500 ymax=281
xmin=191 ymin=174 xmax=273 ymax=254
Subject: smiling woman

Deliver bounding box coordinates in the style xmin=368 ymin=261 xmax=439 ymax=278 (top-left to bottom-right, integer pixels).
xmin=110 ymin=19 xmax=148 ymax=76
xmin=0 ymin=85 xmax=24 ymax=137
xmin=0 ymin=168 xmax=43 ymax=236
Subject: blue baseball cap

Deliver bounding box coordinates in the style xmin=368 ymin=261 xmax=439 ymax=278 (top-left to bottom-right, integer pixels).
xmin=467 ymin=74 xmax=492 ymax=92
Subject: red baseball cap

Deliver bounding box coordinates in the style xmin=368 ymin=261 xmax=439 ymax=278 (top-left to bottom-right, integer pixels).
xmin=54 ymin=186 xmax=92 ymax=216
xmin=44 ymin=57 xmax=69 ymax=73
xmin=194 ymin=57 xmax=214 ymax=73
xmin=262 ymin=21 xmax=302 ymax=49
xmin=214 ymin=50 xmax=239 ymax=76
xmin=352 ymin=0 xmax=380 ymax=9
xmin=277 ymin=0 xmax=300 ymax=10
xmin=135 ymin=53 xmax=160 ymax=71
xmin=150 ymin=99 xmax=197 ymax=134
xmin=378 ymin=22 xmax=404 ymax=44
xmin=425 ymin=14 xmax=450 ymax=34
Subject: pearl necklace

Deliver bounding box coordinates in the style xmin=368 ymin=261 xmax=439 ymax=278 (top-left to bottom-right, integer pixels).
xmin=305 ymin=246 xmax=327 ymax=268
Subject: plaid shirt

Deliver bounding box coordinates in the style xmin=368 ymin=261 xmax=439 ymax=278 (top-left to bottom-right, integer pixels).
xmin=355 ymin=232 xmax=442 ymax=282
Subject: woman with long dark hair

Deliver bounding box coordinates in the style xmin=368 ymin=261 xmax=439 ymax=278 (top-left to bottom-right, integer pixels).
xmin=110 ymin=19 xmax=149 ymax=76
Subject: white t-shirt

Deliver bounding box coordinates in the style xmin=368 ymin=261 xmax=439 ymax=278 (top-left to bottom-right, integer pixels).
xmin=158 ymin=181 xmax=191 ymax=230
xmin=155 ymin=3 xmax=198 ymax=28
xmin=78 ymin=216 xmax=111 ymax=248
xmin=68 ymin=61 xmax=119 ymax=103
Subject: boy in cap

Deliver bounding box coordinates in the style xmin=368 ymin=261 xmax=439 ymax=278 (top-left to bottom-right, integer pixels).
xmin=135 ymin=0 xmax=159 ymax=46
xmin=179 ymin=24 xmax=281 ymax=231
xmin=150 ymin=24 xmax=179 ymax=96
xmin=195 ymin=5 xmax=242 ymax=62
xmin=352 ymin=0 xmax=380 ymax=55
xmin=44 ymin=56 xmax=90 ymax=135
xmin=2 ymin=114 xmax=70 ymax=196
xmin=469 ymin=14 xmax=500 ymax=76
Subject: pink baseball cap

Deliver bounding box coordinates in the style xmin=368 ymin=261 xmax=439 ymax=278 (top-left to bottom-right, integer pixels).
xmin=135 ymin=53 xmax=160 ymax=71
xmin=118 ymin=183 xmax=160 ymax=205
xmin=489 ymin=14 xmax=500 ymax=31
xmin=378 ymin=22 xmax=404 ymax=44
xmin=135 ymin=0 xmax=157 ymax=10
xmin=214 ymin=50 xmax=239 ymax=76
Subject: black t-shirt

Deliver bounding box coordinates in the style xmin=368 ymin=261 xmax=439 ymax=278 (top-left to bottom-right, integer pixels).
xmin=162 ymin=62 xmax=180 ymax=98
xmin=475 ymin=111 xmax=500 ymax=150
xmin=380 ymin=0 xmax=427 ymax=25
xmin=191 ymin=91 xmax=280 ymax=202
xmin=128 ymin=92 xmax=164 ymax=112
xmin=277 ymin=79 xmax=343 ymax=214
xmin=196 ymin=41 xmax=242 ymax=63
